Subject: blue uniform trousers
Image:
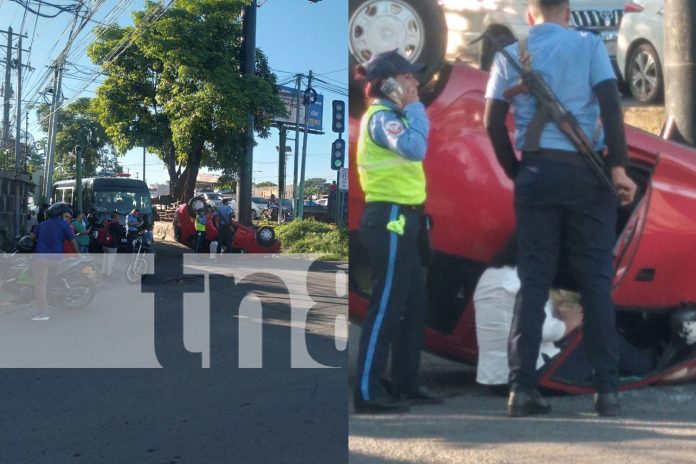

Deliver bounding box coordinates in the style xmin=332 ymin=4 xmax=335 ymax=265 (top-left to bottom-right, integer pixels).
xmin=355 ymin=202 xmax=426 ymax=402
xmin=509 ymin=153 xmax=620 ymax=393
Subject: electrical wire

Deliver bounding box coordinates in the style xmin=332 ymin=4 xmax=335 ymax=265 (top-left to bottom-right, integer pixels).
xmin=37 ymin=0 xmax=170 ymax=125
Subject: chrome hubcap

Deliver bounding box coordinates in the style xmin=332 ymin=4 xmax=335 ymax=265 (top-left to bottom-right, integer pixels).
xmin=349 ymin=0 xmax=425 ymax=63
xmin=631 ymin=50 xmax=657 ymax=101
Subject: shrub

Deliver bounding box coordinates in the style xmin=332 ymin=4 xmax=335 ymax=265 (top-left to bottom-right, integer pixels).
xmin=275 ymin=218 xmax=348 ymax=261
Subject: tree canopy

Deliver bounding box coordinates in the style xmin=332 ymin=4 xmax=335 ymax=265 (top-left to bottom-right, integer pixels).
xmin=88 ymin=0 xmax=285 ymax=200
xmin=36 ymin=97 xmax=117 ymax=181
xmin=304 ymin=177 xmax=331 ymax=197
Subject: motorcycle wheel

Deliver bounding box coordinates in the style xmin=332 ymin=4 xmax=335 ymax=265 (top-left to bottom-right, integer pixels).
xmin=61 ymin=276 xmax=96 ymax=309
xmin=126 ymin=257 xmax=148 ymax=285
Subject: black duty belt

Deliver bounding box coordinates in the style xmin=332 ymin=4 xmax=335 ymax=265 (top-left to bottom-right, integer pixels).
xmin=522 ymin=149 xmax=589 ymax=167
xmin=365 ymin=202 xmax=424 ymax=213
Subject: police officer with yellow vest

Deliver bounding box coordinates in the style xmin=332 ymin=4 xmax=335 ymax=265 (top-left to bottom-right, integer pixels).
xmin=353 ymin=50 xmax=442 ymax=414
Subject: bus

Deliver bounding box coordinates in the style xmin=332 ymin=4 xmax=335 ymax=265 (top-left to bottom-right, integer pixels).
xmin=52 ymin=177 xmax=154 ymax=245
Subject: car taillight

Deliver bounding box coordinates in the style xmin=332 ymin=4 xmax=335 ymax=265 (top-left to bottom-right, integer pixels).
xmin=624 ymin=2 xmax=644 ymax=13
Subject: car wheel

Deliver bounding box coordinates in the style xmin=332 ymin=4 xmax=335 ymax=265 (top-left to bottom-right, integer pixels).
xmin=256 ymin=226 xmax=276 ymax=248
xmin=479 ymin=26 xmax=516 ymax=72
xmin=349 ymin=0 xmax=447 ymax=118
xmin=627 ymin=42 xmax=663 ymax=105
xmin=187 ymin=196 xmax=207 ymax=218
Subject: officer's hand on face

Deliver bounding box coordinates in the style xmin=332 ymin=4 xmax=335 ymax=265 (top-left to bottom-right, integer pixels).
xmin=611 ymin=167 xmax=637 ymax=206
xmin=395 ymin=73 xmax=420 ymax=107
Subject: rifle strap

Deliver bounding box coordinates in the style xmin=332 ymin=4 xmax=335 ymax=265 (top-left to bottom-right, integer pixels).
xmin=518 ymin=37 xmax=552 ymax=152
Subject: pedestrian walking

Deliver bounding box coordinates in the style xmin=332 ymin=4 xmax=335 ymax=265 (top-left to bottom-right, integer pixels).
xmin=101 ymin=211 xmax=123 ymax=279
xmin=484 ymin=0 xmax=637 ymax=416
xmin=353 ymin=49 xmax=442 ymax=414
xmin=31 ymin=202 xmax=78 ymax=321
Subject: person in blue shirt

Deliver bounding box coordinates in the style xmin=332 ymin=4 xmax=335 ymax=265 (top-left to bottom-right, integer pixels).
xmin=484 ymin=0 xmax=637 ymax=417
xmin=125 ymin=209 xmax=142 ymax=246
xmin=31 ymin=202 xmax=78 ymax=321
xmin=215 ymin=198 xmax=235 ymax=254
xmin=353 ymin=49 xmax=441 ymax=415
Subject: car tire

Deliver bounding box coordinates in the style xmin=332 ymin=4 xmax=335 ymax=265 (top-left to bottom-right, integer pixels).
xmin=627 ymin=42 xmax=664 ymax=105
xmin=256 ymin=226 xmax=276 ymax=248
xmin=479 ymin=26 xmax=516 ymax=72
xmin=187 ymin=196 xmax=207 ymax=218
xmin=348 ymin=0 xmax=447 ymax=118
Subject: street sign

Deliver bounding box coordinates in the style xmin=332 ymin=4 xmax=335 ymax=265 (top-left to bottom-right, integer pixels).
xmin=275 ymin=85 xmax=324 ymax=132
xmin=338 ymin=167 xmax=348 ymax=191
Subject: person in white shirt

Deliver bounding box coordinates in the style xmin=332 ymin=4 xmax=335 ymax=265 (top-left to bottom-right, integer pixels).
xmin=474 ymin=237 xmax=582 ymax=390
xmin=474 ymin=235 xmax=654 ymax=394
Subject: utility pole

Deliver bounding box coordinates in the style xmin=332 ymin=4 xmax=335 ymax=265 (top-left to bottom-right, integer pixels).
xmin=75 ymin=146 xmax=82 ymax=212
xmin=2 ymin=28 xmax=11 ymax=148
xmin=43 ymin=6 xmax=83 ymax=201
xmin=297 ymin=70 xmax=313 ymax=220
xmin=277 ymin=124 xmax=286 ymax=224
xmin=238 ymin=0 xmax=257 ymax=225
xmin=43 ymin=63 xmax=63 ymax=200
xmin=13 ymin=33 xmax=22 ymax=237
xmin=14 ymin=34 xmax=22 ymax=169
xmin=142 ymin=147 xmax=146 ymax=184
xmin=665 ymin=0 xmax=696 ymax=145
xmin=292 ymin=73 xmax=302 ymax=213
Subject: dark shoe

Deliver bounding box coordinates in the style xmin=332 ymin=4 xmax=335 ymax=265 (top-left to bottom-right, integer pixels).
xmin=594 ymin=392 xmax=621 ymax=417
xmin=354 ymin=397 xmax=410 ymax=415
xmin=400 ymin=386 xmax=444 ymax=405
xmin=507 ymin=389 xmax=551 ymax=417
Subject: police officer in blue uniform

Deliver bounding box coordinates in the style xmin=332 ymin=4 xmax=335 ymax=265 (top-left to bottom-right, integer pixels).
xmin=353 ymin=50 xmax=442 ymax=414
xmin=484 ymin=0 xmax=637 ymax=417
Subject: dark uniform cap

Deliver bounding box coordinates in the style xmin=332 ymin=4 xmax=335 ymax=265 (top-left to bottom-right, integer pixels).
xmin=363 ymin=49 xmax=426 ymax=81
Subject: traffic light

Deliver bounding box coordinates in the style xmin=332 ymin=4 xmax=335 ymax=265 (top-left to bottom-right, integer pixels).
xmin=331 ymin=138 xmax=345 ymax=170
xmin=331 ymin=100 xmax=345 ymax=133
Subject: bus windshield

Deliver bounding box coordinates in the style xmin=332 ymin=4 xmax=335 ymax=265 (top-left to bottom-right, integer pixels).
xmin=93 ymin=189 xmax=152 ymax=215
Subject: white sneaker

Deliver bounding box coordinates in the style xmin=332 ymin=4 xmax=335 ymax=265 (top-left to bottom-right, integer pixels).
xmin=30 ymin=315 xmax=50 ymax=321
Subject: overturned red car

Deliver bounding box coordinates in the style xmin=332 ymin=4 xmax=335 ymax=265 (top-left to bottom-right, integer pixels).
xmin=173 ymin=197 xmax=280 ymax=253
xmin=349 ymin=4 xmax=696 ymax=394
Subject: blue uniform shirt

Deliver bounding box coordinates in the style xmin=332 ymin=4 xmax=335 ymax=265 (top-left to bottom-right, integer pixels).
xmin=368 ymin=99 xmax=429 ymax=161
xmin=35 ymin=216 xmax=75 ymax=253
xmin=216 ymin=204 xmax=233 ymax=225
xmin=126 ymin=214 xmax=139 ymax=232
xmin=485 ymin=23 xmax=616 ymax=152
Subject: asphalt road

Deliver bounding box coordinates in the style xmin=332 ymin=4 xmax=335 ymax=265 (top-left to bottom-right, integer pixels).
xmin=0 ymin=242 xmax=349 ymax=463
xmin=348 ymin=324 xmax=696 ymax=464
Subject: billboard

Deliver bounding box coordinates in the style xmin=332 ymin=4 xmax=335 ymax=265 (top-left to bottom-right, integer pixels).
xmin=275 ymin=85 xmax=324 ymax=133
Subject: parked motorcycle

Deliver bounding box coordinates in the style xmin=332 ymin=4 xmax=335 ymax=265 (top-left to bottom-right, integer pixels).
xmin=1 ymin=237 xmax=97 ymax=309
xmin=261 ymin=203 xmax=293 ymax=223
xmin=125 ymin=229 xmax=153 ymax=284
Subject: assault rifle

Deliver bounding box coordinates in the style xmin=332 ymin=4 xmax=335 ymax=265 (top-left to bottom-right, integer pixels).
xmin=472 ymin=33 xmax=619 ymax=199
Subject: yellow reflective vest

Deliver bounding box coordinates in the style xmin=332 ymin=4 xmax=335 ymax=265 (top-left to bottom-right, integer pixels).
xmin=357 ymin=104 xmax=426 ymax=205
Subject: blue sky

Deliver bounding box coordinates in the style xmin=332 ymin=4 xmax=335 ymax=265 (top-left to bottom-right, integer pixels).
xmin=0 ymin=0 xmax=347 ymax=186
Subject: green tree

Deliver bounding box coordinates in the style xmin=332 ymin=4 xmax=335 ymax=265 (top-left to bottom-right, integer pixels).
xmin=303 ymin=177 xmax=330 ymax=197
xmin=26 ymin=138 xmax=46 ymax=175
xmin=255 ymin=181 xmax=276 ymax=188
xmin=88 ymin=0 xmax=285 ymax=201
xmin=37 ymin=97 xmax=117 ymax=181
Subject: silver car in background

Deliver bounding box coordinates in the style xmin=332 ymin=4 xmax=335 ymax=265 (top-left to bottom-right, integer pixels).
xmin=442 ymin=0 xmax=628 ymax=71
xmin=616 ymin=0 xmax=664 ymax=104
